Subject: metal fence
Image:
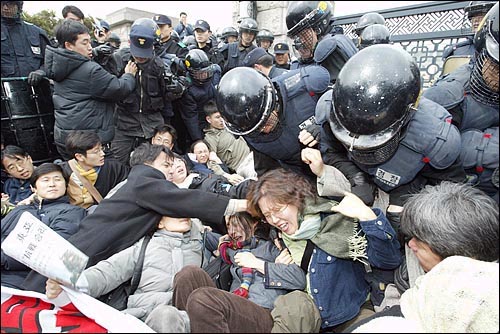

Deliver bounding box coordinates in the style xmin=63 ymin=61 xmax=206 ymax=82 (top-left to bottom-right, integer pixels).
xmin=334 ymin=1 xmax=471 ymax=88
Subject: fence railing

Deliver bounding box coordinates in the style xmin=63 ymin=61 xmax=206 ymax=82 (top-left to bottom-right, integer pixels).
xmin=334 ymin=1 xmax=472 ymax=88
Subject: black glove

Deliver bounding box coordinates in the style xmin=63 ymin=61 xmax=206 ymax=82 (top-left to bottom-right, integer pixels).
xmin=304 ymin=123 xmax=321 ymax=144
xmin=92 ymin=44 xmax=113 ymax=64
xmin=349 ymin=172 xmax=377 ymax=206
xmin=27 ymin=69 xmax=46 ymax=86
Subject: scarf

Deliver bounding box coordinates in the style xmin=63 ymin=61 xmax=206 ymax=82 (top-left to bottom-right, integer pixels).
xmin=67 ymin=160 xmax=99 ymax=209
xmin=283 ymin=197 xmax=368 ymax=264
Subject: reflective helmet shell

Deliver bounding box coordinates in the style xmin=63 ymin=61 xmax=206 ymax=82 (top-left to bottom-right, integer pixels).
xmin=331 ymin=45 xmax=421 ymax=152
xmin=359 ymin=24 xmax=391 ymax=49
xmin=354 ymin=12 xmax=385 ymax=35
xmin=256 ymin=29 xmax=275 ymax=45
xmin=474 ymin=2 xmax=499 ymax=61
xmin=286 ymin=1 xmax=333 ymax=38
xmin=216 ymin=67 xmax=277 ymax=135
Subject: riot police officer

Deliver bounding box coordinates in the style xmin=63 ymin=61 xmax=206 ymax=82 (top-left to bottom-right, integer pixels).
xmin=358 ymin=23 xmax=391 ymax=49
xmin=216 ymin=65 xmax=330 ymax=180
xmin=183 ymin=49 xmax=221 ymax=146
xmin=424 ymin=2 xmax=499 ymax=201
xmin=256 ymin=28 xmax=274 ymax=52
xmin=220 ymin=26 xmax=238 ymax=45
xmin=354 ymin=12 xmax=386 ymax=37
xmin=442 ymin=1 xmax=496 ymax=60
xmin=219 ymin=17 xmax=259 ymax=75
xmin=1 ymin=1 xmax=50 ymax=85
xmin=285 ymin=1 xmax=358 ymax=72
xmin=320 ymin=45 xmax=466 ymax=228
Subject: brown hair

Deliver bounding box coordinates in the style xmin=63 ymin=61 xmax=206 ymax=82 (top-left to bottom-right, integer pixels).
xmin=247 ymin=168 xmax=316 ymax=219
xmin=226 ymin=212 xmax=258 ymax=241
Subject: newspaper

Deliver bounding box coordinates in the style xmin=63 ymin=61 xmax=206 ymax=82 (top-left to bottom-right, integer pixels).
xmin=1 ymin=212 xmax=88 ymax=287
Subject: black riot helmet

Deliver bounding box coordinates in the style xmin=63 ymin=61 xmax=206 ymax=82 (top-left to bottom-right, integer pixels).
xmin=239 ymin=17 xmax=259 ymax=39
xmin=471 ymin=2 xmax=499 ymax=106
xmin=216 ymin=67 xmax=278 ymax=136
xmin=462 ymin=1 xmax=495 ymax=34
xmin=354 ymin=12 xmax=385 ymax=36
xmin=465 ymin=1 xmax=495 ymax=18
xmin=286 ymin=1 xmax=333 ymax=38
xmin=256 ymin=29 xmax=275 ymax=47
xmin=331 ymin=45 xmax=421 ymax=165
xmin=359 ymin=24 xmax=391 ymax=49
xmin=221 ymin=26 xmax=238 ymax=42
xmin=185 ymin=49 xmax=216 ymax=85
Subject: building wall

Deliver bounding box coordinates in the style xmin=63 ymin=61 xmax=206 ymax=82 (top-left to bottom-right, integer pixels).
xmin=105 ymin=8 xmax=179 ymax=48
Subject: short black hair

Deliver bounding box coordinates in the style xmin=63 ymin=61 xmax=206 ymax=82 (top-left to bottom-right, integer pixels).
xmin=180 ymin=11 xmax=187 ymax=17
xmin=189 ymin=139 xmax=211 ymax=154
xmin=55 ymin=19 xmax=89 ymax=48
xmin=130 ymin=142 xmax=174 ymax=167
xmin=65 ymin=130 xmax=101 ymax=158
xmin=30 ymin=163 xmax=67 ymax=187
xmin=256 ymin=54 xmax=274 ymax=67
xmin=203 ymin=99 xmax=219 ymax=117
xmin=1 ymin=145 xmax=29 ymax=163
xmin=62 ymin=5 xmax=84 ymax=20
xmin=153 ymin=124 xmax=178 ymax=143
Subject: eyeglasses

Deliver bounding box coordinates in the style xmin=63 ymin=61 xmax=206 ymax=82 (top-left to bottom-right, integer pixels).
xmin=153 ymin=136 xmax=172 ymax=146
xmin=263 ymin=204 xmax=288 ymax=222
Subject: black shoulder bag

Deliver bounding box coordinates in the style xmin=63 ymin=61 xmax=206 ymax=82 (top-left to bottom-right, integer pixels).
xmin=98 ymin=235 xmax=152 ymax=310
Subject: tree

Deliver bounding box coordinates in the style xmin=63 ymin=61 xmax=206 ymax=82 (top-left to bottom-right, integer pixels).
xmin=22 ymin=10 xmax=94 ymax=39
xmin=22 ymin=10 xmax=59 ymax=37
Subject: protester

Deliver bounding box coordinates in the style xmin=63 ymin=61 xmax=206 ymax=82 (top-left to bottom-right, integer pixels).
xmin=247 ymin=168 xmax=401 ymax=332
xmin=46 ymin=19 xmax=136 ymax=160
xmin=2 ymin=163 xmax=86 ymax=288
xmin=45 ymin=214 xmax=204 ymax=332
xmin=1 ymin=145 xmax=35 ymax=206
xmin=203 ymin=100 xmax=258 ymax=180
xmin=170 ymin=211 xmax=306 ymax=332
xmin=62 ymin=130 xmax=129 ymax=209
xmin=23 ymin=142 xmax=247 ymax=293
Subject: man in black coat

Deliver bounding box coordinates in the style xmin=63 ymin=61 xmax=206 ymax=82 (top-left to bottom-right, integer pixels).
xmin=23 ymin=143 xmax=246 ymax=293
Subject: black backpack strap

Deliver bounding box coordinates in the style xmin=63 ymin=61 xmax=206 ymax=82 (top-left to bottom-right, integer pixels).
xmin=300 ymin=239 xmax=315 ymax=272
xmin=130 ymin=234 xmax=151 ymax=294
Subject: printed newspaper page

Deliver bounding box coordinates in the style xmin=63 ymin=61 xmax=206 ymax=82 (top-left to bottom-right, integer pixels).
xmin=1 ymin=212 xmax=88 ymax=287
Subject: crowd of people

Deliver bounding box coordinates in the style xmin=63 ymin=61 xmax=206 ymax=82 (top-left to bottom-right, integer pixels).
xmin=1 ymin=0 xmax=499 ymax=332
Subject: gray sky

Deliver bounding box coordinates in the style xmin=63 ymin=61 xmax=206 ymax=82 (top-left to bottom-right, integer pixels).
xmin=23 ymin=1 xmax=433 ymax=33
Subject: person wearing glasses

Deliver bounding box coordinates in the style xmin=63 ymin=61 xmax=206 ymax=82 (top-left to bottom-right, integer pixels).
xmin=60 ymin=130 xmax=129 ymax=210
xmin=246 ymin=168 xmax=402 ymax=333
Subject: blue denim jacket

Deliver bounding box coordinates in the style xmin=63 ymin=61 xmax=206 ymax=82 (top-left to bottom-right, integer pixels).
xmin=3 ymin=178 xmax=32 ymax=204
xmin=308 ymin=208 xmax=401 ymax=328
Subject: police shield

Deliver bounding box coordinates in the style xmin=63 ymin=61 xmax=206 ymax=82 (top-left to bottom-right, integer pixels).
xmin=1 ymin=77 xmax=59 ymax=163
